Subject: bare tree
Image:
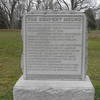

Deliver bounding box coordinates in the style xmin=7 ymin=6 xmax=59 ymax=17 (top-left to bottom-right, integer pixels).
xmin=71 ymin=0 xmax=86 ymax=10
xmin=35 ymin=0 xmax=70 ymax=10
xmin=0 ymin=0 xmax=97 ymax=29
xmin=23 ymin=0 xmax=35 ymax=12
xmin=24 ymin=0 xmax=97 ymax=11
xmin=0 ymin=0 xmax=20 ymax=28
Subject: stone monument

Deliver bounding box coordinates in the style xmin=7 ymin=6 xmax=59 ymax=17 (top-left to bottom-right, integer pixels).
xmin=13 ymin=11 xmax=95 ymax=100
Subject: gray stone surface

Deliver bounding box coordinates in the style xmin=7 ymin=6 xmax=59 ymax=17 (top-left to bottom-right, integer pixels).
xmin=13 ymin=75 xmax=94 ymax=100
xmin=22 ymin=11 xmax=87 ymax=80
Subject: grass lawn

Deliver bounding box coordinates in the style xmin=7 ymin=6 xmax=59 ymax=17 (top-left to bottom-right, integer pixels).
xmin=89 ymin=30 xmax=100 ymax=34
xmin=0 ymin=30 xmax=100 ymax=100
xmin=0 ymin=31 xmax=22 ymax=100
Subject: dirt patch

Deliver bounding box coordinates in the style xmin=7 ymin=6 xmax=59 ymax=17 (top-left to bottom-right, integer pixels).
xmin=89 ymin=34 xmax=100 ymax=39
xmin=0 ymin=29 xmax=21 ymax=32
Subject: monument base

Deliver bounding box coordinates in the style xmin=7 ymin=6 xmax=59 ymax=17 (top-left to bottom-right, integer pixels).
xmin=13 ymin=75 xmax=94 ymax=100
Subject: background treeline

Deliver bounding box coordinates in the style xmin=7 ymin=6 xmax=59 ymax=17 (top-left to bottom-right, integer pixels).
xmin=0 ymin=0 xmax=99 ymax=30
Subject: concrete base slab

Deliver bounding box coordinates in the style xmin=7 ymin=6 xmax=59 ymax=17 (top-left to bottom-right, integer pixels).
xmin=13 ymin=75 xmax=95 ymax=100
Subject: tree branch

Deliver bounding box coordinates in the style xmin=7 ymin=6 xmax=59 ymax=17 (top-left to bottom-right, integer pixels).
xmin=0 ymin=0 xmax=10 ymax=15
xmin=62 ymin=0 xmax=69 ymax=10
xmin=57 ymin=0 xmax=63 ymax=10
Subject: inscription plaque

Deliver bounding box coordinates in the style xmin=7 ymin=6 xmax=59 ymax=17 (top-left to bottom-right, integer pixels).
xmin=23 ymin=11 xmax=87 ymax=80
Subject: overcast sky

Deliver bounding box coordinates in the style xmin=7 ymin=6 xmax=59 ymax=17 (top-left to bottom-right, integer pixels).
xmin=97 ymin=0 xmax=100 ymax=5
